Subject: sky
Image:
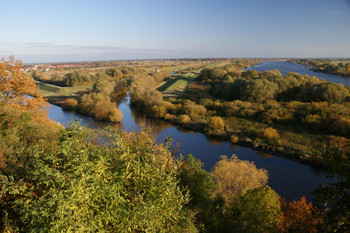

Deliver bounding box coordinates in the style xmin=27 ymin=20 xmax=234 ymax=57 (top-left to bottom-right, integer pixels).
xmin=1 ymin=0 xmax=350 ymax=63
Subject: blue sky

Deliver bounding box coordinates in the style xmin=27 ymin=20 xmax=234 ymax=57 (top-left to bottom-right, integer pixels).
xmin=1 ymin=0 xmax=349 ymax=63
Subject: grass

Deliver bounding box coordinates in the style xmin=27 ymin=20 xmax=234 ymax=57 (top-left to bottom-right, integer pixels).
xmin=205 ymin=60 xmax=231 ymax=69
xmin=157 ymin=76 xmax=192 ymax=97
xmin=158 ymin=62 xmax=226 ymax=97
xmin=37 ymin=81 xmax=92 ymax=97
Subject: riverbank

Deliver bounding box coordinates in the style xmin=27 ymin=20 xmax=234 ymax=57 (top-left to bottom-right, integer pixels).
xmin=288 ymin=59 xmax=350 ymax=79
xmin=128 ymin=104 xmax=326 ymax=169
xmin=47 ymin=86 xmax=336 ymax=202
xmin=47 ymin=91 xmax=325 ymax=169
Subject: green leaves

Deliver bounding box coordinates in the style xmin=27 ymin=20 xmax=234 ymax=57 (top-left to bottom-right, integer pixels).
xmin=7 ymin=122 xmax=194 ymax=232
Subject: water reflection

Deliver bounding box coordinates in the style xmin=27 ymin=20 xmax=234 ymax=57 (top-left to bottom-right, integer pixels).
xmin=256 ymin=151 xmax=273 ymax=159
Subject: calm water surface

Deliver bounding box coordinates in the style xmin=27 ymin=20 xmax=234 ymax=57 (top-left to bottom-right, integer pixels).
xmin=48 ymin=61 xmax=343 ymax=201
xmin=245 ymin=61 xmax=350 ymax=85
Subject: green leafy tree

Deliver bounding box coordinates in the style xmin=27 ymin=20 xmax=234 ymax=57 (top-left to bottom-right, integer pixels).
xmin=313 ymin=145 xmax=350 ymax=232
xmin=13 ymin=124 xmax=196 ymax=232
xmin=178 ymin=154 xmax=222 ymax=232
xmin=92 ymin=78 xmax=114 ymax=98
xmin=228 ymin=186 xmax=281 ymax=233
xmin=242 ymin=79 xmax=278 ymax=103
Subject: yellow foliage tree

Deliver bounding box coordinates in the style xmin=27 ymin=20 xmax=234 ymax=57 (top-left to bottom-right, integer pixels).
xmin=212 ymin=155 xmax=268 ymax=205
xmin=207 ymin=116 xmax=224 ymax=130
xmin=0 ymin=57 xmax=47 ymax=117
xmin=259 ymin=127 xmax=280 ymax=140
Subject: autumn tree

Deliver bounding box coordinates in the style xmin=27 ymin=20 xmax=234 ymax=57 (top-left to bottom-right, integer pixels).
xmin=61 ymin=98 xmax=78 ymax=110
xmin=0 ymin=57 xmax=59 ymax=230
xmin=207 ymin=116 xmax=225 ymax=130
xmin=278 ymin=196 xmax=323 ymax=233
xmin=212 ymin=155 xmax=268 ymax=205
xmin=346 ymin=63 xmax=350 ymax=74
xmin=0 ymin=57 xmax=48 ymax=117
xmin=79 ymin=93 xmax=122 ymax=122
xmin=242 ymin=79 xmax=278 ymax=103
xmin=92 ymin=78 xmax=114 ymax=99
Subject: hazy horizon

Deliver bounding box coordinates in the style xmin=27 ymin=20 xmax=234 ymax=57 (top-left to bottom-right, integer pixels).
xmin=1 ymin=0 xmax=350 ymax=63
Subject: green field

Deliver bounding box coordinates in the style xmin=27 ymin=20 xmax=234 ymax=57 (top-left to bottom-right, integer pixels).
xmin=157 ymin=62 xmax=227 ymax=97
xmin=205 ymin=60 xmax=230 ymax=68
xmin=37 ymin=81 xmax=92 ymax=97
xmin=157 ymin=76 xmax=192 ymax=97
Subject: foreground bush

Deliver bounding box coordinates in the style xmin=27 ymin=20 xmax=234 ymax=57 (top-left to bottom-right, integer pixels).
xmin=1 ymin=124 xmax=196 ymax=232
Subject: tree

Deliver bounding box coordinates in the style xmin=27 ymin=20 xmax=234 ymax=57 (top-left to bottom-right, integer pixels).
xmin=92 ymin=79 xmax=114 ymax=99
xmin=258 ymin=127 xmax=279 ymax=140
xmin=11 ymin=124 xmax=197 ymax=232
xmin=79 ymin=93 xmax=123 ymax=122
xmin=0 ymin=57 xmax=48 ymax=116
xmin=242 ymin=79 xmax=278 ymax=103
xmin=228 ymin=186 xmax=281 ymax=233
xmin=346 ymin=64 xmax=350 ymax=73
xmin=207 ymin=116 xmax=225 ymax=130
xmin=212 ymin=155 xmax=268 ymax=205
xmin=278 ymin=196 xmax=323 ymax=233
xmin=105 ymin=68 xmax=123 ymax=79
xmin=178 ymin=154 xmax=221 ymax=232
xmin=313 ymin=146 xmax=350 ymax=232
xmin=61 ymin=98 xmax=78 ymax=110
xmin=0 ymin=57 xmax=59 ymax=230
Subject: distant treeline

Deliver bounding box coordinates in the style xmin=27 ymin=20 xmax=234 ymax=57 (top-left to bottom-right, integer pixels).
xmin=32 ymin=66 xmax=144 ymax=87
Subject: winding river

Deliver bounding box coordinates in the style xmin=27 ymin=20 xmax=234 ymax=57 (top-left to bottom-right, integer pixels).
xmin=48 ymin=61 xmax=348 ymax=201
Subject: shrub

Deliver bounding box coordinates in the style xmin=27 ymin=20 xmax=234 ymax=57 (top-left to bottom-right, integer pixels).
xmin=61 ymin=98 xmax=78 ymax=110
xmin=330 ymin=117 xmax=350 ymax=137
xmin=92 ymin=101 xmax=123 ymax=122
xmin=207 ymin=116 xmax=225 ymax=130
xmin=177 ymin=114 xmax=191 ymax=124
xmin=230 ymin=135 xmax=239 ymax=143
xmin=259 ymin=127 xmax=279 ymax=140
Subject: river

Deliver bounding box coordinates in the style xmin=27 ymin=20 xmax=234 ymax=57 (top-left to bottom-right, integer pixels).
xmin=245 ymin=60 xmax=350 ymax=85
xmin=48 ymin=61 xmax=347 ymax=201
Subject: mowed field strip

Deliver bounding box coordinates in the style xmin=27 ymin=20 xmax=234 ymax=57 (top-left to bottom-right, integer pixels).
xmin=157 ymin=61 xmax=229 ymax=97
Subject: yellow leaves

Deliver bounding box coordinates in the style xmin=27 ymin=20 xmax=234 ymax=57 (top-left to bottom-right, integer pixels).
xmin=0 ymin=57 xmax=49 ymax=121
xmin=212 ymin=155 xmax=268 ymax=205
xmin=207 ymin=116 xmax=224 ymax=130
xmin=258 ymin=127 xmax=280 ymax=140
